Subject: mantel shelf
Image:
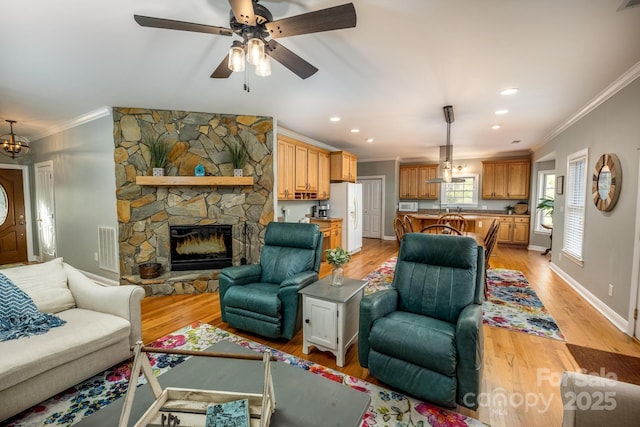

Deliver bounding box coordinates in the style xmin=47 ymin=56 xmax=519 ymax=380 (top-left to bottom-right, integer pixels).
xmin=136 ymin=176 xmax=254 ymax=186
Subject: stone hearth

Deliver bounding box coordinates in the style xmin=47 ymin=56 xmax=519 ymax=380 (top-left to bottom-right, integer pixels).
xmin=113 ymin=108 xmax=274 ymax=295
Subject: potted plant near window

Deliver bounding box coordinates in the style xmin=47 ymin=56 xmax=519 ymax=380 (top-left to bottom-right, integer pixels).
xmin=536 ymin=196 xmax=554 ymax=216
xmin=325 ymin=247 xmax=351 ymax=287
xmin=148 ymin=137 xmax=170 ymax=176
xmin=229 ymin=139 xmax=247 ymax=177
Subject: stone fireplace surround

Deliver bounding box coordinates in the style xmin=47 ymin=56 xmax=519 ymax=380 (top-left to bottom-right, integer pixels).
xmin=113 ymin=108 xmax=274 ymax=296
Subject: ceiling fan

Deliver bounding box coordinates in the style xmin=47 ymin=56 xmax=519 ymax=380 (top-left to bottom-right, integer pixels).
xmin=133 ymin=0 xmax=357 ymax=83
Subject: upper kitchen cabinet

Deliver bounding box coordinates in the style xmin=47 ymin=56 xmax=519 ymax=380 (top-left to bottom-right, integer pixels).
xmin=330 ymin=151 xmax=358 ymax=182
xmin=399 ymin=164 xmax=439 ymax=199
xmin=277 ymin=135 xmax=330 ymax=200
xmin=481 ymin=159 xmax=531 ymax=200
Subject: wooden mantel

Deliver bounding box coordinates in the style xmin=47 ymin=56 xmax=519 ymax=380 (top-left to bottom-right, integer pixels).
xmin=135 ymin=176 xmax=254 ymax=186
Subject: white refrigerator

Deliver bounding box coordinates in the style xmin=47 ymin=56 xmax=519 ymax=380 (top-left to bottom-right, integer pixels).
xmin=329 ymin=182 xmax=363 ymax=254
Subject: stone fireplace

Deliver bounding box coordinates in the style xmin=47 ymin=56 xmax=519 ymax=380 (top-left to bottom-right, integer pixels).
xmin=170 ymin=224 xmax=232 ymax=271
xmin=113 ymin=107 xmax=274 ymax=295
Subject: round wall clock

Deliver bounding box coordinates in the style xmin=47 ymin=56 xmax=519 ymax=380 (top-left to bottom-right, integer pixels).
xmin=592 ymin=153 xmax=621 ymax=212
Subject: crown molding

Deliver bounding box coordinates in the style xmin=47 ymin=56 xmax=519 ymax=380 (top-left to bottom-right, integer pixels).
xmin=33 ymin=106 xmax=112 ymax=141
xmin=534 ymin=61 xmax=640 ymax=151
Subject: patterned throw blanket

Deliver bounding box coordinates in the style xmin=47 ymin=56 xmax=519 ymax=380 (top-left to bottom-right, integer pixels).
xmin=0 ymin=272 xmax=66 ymax=342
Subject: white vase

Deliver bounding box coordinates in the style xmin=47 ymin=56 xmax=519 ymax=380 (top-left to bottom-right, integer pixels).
xmin=152 ymin=167 xmax=164 ymax=177
xmin=331 ymin=266 xmax=344 ymax=287
xmin=233 ymin=169 xmax=243 ymax=177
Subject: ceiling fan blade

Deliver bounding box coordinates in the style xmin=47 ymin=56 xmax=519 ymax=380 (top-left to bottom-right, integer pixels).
xmin=134 ymin=15 xmax=233 ymax=36
xmin=265 ymin=3 xmax=356 ymax=39
xmin=266 ymin=40 xmax=318 ymax=79
xmin=211 ymin=54 xmax=232 ymax=79
xmin=229 ymin=0 xmax=256 ymax=26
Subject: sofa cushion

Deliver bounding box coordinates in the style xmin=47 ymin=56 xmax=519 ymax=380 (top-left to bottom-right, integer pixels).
xmin=224 ymin=283 xmax=282 ymax=317
xmin=0 ymin=308 xmax=130 ymax=391
xmin=2 ymin=258 xmax=76 ymax=313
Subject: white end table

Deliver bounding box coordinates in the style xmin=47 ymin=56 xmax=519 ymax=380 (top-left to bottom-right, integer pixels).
xmin=299 ymin=276 xmax=367 ymax=367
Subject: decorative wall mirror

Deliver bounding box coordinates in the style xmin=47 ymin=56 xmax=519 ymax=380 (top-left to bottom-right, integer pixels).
xmin=592 ymin=153 xmax=621 ymax=212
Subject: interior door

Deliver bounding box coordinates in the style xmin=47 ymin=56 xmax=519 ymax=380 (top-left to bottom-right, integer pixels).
xmin=361 ymin=178 xmax=382 ymax=238
xmin=35 ymin=161 xmax=57 ymax=261
xmin=0 ymin=169 xmax=28 ymax=264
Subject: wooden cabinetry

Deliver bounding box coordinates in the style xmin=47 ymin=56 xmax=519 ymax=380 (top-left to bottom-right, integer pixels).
xmin=399 ymin=164 xmax=439 ymax=199
xmin=497 ymin=215 xmax=530 ymax=245
xmin=278 ymin=135 xmax=330 ymax=200
xmin=482 ymin=159 xmax=531 ymax=200
xmin=310 ymin=218 xmax=342 ymax=260
xmin=330 ymin=151 xmax=358 ymax=182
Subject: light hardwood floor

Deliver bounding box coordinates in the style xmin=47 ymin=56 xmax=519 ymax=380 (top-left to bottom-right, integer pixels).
xmin=141 ymin=238 xmax=640 ymax=427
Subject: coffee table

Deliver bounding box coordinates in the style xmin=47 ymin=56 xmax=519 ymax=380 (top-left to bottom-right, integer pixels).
xmin=74 ymin=340 xmax=370 ymax=426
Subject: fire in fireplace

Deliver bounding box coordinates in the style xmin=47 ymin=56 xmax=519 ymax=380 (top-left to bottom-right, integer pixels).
xmin=170 ymin=225 xmax=232 ymax=271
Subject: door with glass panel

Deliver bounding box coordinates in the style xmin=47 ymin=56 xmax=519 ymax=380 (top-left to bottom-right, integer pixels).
xmin=0 ymin=168 xmax=28 ymax=264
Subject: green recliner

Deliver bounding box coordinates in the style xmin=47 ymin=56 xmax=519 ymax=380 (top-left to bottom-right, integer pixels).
xmin=359 ymin=233 xmax=485 ymax=410
xmin=219 ymin=222 xmax=323 ymax=340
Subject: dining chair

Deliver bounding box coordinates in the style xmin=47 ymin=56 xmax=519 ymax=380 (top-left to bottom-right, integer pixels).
xmin=483 ymin=218 xmax=500 ymax=269
xmin=394 ymin=217 xmax=406 ymax=244
xmin=402 ymin=215 xmax=414 ymax=232
xmin=420 ymin=224 xmax=463 ymax=235
xmin=437 ymin=213 xmax=467 ymax=233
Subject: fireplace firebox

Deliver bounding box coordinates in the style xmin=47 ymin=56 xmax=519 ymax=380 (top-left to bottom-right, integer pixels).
xmin=169 ymin=225 xmax=232 ymax=271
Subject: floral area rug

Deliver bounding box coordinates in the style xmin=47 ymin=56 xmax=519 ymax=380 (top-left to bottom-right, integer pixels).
xmin=5 ymin=322 xmax=486 ymax=427
xmin=362 ymin=258 xmax=565 ymax=341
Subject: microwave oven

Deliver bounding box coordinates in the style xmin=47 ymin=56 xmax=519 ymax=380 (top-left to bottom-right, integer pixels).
xmin=398 ymin=202 xmax=419 ymax=212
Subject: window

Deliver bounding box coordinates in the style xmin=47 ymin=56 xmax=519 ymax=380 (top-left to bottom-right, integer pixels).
xmin=441 ymin=175 xmax=478 ymax=207
xmin=562 ymin=148 xmax=588 ymax=265
xmin=535 ymin=170 xmax=555 ymax=233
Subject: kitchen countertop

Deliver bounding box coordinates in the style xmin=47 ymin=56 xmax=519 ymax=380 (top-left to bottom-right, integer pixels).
xmin=399 ymin=210 xmax=529 ymax=217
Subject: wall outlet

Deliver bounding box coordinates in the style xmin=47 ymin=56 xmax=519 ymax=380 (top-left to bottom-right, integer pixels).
xmin=482 ymin=205 xmax=487 ymax=210
xmin=94 ymin=252 xmax=99 ymax=262
xmin=478 ymin=221 xmax=483 ymax=228
xmin=287 ymin=209 xmax=291 ymax=216
xmin=608 ymin=284 xmax=614 ymax=296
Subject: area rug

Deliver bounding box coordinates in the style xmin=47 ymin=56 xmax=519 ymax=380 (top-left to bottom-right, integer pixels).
xmin=566 ymin=343 xmax=640 ymax=386
xmin=363 ymin=258 xmax=565 ymax=341
xmin=5 ymin=322 xmax=486 ymax=427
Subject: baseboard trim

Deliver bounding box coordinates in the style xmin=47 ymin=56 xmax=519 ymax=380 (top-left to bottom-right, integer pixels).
xmin=527 ymin=244 xmax=547 ymax=252
xmin=382 ymin=235 xmax=396 ymax=241
xmin=549 ymin=262 xmax=628 ymax=334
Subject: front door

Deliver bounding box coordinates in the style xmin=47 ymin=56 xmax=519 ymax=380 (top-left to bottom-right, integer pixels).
xmin=361 ymin=178 xmax=382 ymax=239
xmin=0 ymin=168 xmax=28 ymax=264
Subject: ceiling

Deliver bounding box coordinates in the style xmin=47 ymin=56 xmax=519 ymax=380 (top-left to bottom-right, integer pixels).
xmin=2 ymin=0 xmax=640 ymax=162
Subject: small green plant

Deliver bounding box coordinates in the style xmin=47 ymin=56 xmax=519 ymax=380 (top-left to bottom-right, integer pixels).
xmin=325 ymin=247 xmax=351 ymax=268
xmin=537 ymin=196 xmax=554 ymax=215
xmin=505 ymin=205 xmax=514 ymax=213
xmin=229 ymin=139 xmax=247 ymax=169
xmin=148 ymin=137 xmax=170 ymax=169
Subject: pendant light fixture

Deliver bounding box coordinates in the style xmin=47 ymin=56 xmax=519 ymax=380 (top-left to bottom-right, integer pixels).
xmin=1 ymin=120 xmax=30 ymax=159
xmin=427 ymin=105 xmax=464 ymax=184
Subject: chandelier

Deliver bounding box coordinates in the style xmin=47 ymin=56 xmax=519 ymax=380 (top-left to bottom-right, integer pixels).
xmin=1 ymin=120 xmax=30 ymax=159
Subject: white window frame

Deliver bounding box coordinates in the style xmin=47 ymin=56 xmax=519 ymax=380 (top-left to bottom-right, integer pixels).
xmin=535 ymin=170 xmax=555 ymax=234
xmin=440 ymin=174 xmax=479 ymax=208
xmin=562 ymin=148 xmax=588 ymax=266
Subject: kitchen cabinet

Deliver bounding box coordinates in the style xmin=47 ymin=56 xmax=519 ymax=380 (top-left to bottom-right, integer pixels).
xmin=299 ymin=277 xmax=367 ymax=367
xmin=318 ymin=151 xmax=330 ymax=200
xmin=482 ymin=159 xmax=531 ymax=200
xmin=399 ymin=166 xmax=418 ymax=199
xmin=278 ymin=135 xmax=330 ymax=200
xmin=497 ymin=215 xmax=530 ymax=245
xmin=330 ymin=151 xmax=358 ymax=182
xmin=310 ymin=218 xmax=342 ymax=260
xmin=399 ymin=164 xmax=439 ymax=199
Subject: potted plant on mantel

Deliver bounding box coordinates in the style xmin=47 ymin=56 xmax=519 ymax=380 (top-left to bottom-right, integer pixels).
xmin=229 ymin=139 xmax=247 ymax=177
xmin=325 ymin=247 xmax=351 ymax=287
xmin=148 ymin=137 xmax=170 ymax=176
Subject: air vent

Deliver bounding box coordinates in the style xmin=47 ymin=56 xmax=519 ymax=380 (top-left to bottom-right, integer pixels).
xmin=618 ymin=0 xmax=640 ymax=11
xmin=98 ymin=226 xmax=118 ymax=273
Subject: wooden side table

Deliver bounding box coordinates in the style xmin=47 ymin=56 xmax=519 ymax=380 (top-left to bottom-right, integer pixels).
xmin=298 ymin=276 xmax=367 ymax=367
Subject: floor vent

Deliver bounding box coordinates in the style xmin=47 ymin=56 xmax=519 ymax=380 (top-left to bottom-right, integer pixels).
xmin=98 ymin=226 xmax=118 ymax=273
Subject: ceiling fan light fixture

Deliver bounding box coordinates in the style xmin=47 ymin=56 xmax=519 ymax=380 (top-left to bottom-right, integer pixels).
xmin=255 ymin=54 xmax=271 ymax=77
xmin=228 ymin=41 xmax=245 ymax=72
xmin=1 ymin=120 xmax=30 ymax=159
xmin=246 ymin=38 xmax=265 ymax=66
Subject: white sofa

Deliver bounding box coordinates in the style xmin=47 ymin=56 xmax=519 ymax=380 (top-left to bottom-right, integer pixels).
xmin=0 ymin=258 xmax=145 ymax=422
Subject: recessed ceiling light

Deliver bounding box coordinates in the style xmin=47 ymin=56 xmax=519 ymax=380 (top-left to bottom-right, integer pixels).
xmin=366 ymin=138 xmax=374 ymax=143
xmin=492 ymin=125 xmax=501 ymax=130
xmin=351 ymin=128 xmax=360 ymax=133
xmin=495 ymin=109 xmax=509 ymax=115
xmin=329 ymin=116 xmax=341 ymax=122
xmin=500 ymin=88 xmax=519 ymax=96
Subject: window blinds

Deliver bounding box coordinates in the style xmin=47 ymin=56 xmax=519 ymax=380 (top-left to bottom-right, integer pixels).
xmin=563 ymin=149 xmax=588 ymax=261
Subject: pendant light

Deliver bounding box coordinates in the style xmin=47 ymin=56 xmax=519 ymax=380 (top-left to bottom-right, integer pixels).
xmin=1 ymin=120 xmax=30 ymax=159
xmin=427 ymin=105 xmax=464 ymax=184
